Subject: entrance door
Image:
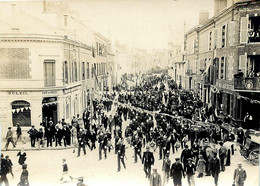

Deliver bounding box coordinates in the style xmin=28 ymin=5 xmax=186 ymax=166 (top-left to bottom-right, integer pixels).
xmin=42 ymin=97 xmax=58 ymax=124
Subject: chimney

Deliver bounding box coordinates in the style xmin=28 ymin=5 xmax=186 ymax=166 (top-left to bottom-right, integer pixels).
xmin=199 ymin=11 xmax=209 ymax=25
xmin=214 ymin=0 xmax=227 ymax=15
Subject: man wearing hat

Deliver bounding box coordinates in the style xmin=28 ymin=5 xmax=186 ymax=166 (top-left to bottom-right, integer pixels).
xmin=180 ymin=145 xmax=192 ymax=170
xmin=219 ymin=141 xmax=227 ymax=171
xmin=27 ymin=125 xmax=38 ymax=148
xmin=162 ymin=153 xmax=171 ymax=185
xmin=15 ymin=123 xmax=26 ymax=145
xmin=233 ymin=162 xmax=247 ymax=186
xmin=77 ymin=177 xmax=87 ymax=186
xmin=150 ymin=168 xmax=162 ymax=186
xmin=170 ymin=158 xmax=185 ymax=186
xmin=184 ymin=158 xmax=196 ymax=186
xmin=209 ymin=152 xmax=220 ymax=186
xmin=5 ymin=127 xmax=16 ymax=150
xmin=142 ymin=146 xmax=155 ymax=179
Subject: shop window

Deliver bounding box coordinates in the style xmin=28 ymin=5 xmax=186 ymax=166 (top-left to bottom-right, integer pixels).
xmin=11 ymin=100 xmax=31 ymax=126
xmin=44 ymin=60 xmax=55 ymax=87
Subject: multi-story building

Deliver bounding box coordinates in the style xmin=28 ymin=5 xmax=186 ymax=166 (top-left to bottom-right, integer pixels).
xmin=184 ymin=0 xmax=260 ymax=126
xmin=0 ymin=2 xmax=115 ymax=138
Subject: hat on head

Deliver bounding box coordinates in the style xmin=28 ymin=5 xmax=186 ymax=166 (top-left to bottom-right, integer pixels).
xmin=22 ymin=164 xmax=27 ymax=169
xmin=184 ymin=145 xmax=189 ymax=148
xmin=78 ymin=177 xmax=84 ymax=182
xmin=188 ymin=158 xmax=193 ymax=161
xmin=146 ymin=146 xmax=150 ymax=150
xmin=32 ymin=125 xmax=35 ymax=128
xmin=238 ymin=162 xmax=242 ymax=165
xmin=219 ymin=141 xmax=223 ymax=145
xmin=175 ymin=157 xmax=180 ymax=161
xmin=8 ymin=127 xmax=11 ymax=129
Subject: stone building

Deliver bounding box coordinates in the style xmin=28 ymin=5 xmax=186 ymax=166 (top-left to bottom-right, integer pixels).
xmin=0 ymin=2 xmax=115 ymax=138
xmin=184 ymin=0 xmax=260 ymax=127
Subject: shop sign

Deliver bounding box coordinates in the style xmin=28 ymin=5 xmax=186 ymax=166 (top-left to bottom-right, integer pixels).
xmin=42 ymin=90 xmax=58 ymax=95
xmin=8 ymin=91 xmax=29 ymax=95
xmin=216 ymin=80 xmax=234 ymax=91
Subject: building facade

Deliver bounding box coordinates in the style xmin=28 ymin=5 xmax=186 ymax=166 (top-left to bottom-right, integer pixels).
xmin=0 ymin=3 xmax=115 ymax=138
xmin=183 ymin=0 xmax=260 ymax=126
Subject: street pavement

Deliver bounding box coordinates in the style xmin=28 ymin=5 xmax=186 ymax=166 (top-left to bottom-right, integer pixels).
xmin=1 ymin=100 xmax=259 ymax=186
xmin=2 ymin=118 xmax=259 ymax=186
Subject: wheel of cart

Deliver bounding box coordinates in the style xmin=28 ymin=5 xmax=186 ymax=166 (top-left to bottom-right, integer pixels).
xmin=240 ymin=136 xmax=260 ymax=166
xmin=248 ymin=148 xmax=259 ymax=166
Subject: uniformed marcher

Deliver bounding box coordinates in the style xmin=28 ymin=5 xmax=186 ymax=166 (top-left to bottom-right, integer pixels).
xmin=117 ymin=138 xmax=126 ymax=172
xmin=142 ymin=146 xmax=155 ymax=178
xmin=170 ymin=158 xmax=185 ymax=186
xmin=219 ymin=141 xmax=227 ymax=171
xmin=77 ymin=128 xmax=86 ymax=157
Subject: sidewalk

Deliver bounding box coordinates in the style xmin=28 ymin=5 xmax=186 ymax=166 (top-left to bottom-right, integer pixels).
xmin=1 ymin=140 xmax=74 ymax=152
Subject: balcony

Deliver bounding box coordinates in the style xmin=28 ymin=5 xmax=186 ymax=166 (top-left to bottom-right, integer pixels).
xmin=234 ymin=77 xmax=260 ymax=91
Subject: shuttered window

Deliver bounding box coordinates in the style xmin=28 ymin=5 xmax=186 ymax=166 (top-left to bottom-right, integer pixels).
xmin=239 ymin=55 xmax=247 ymax=76
xmin=44 ymin=60 xmax=55 ymax=87
xmin=228 ymin=56 xmax=234 ymax=80
xmin=240 ymin=16 xmax=249 ymax=44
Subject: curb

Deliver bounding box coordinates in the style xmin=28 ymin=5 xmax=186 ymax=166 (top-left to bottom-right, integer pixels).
xmin=1 ymin=146 xmax=74 ymax=152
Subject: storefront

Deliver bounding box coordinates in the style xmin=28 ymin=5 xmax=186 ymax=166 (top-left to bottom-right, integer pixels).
xmin=42 ymin=97 xmax=58 ymax=124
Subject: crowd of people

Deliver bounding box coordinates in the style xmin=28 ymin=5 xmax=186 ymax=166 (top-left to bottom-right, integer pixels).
xmin=1 ymin=73 xmax=251 ymax=186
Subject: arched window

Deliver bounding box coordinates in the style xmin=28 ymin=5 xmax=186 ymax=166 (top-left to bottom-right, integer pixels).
xmin=11 ymin=100 xmax=31 ymax=126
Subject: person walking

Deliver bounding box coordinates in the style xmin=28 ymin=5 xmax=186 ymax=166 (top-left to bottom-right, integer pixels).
xmin=184 ymin=158 xmax=196 ymax=186
xmin=27 ymin=125 xmax=38 ymax=148
xmin=150 ymin=168 xmax=162 ymax=186
xmin=0 ymin=153 xmax=10 ymax=186
xmin=117 ymin=138 xmax=126 ymax=172
xmin=5 ymin=156 xmax=14 ymax=178
xmin=210 ymin=152 xmax=220 ymax=186
xmin=17 ymin=148 xmax=27 ymax=166
xmin=18 ymin=164 xmax=29 ymax=186
xmin=15 ymin=124 xmax=26 ymax=145
xmin=162 ymin=153 xmax=171 ymax=185
xmin=233 ymin=162 xmax=247 ymax=186
xmin=196 ymin=154 xmax=206 ymax=178
xmin=219 ymin=141 xmax=227 ymax=172
xmin=77 ymin=128 xmax=86 ymax=157
xmin=170 ymin=158 xmax=185 ymax=186
xmin=5 ymin=127 xmax=16 ymax=150
xmin=142 ymin=146 xmax=155 ymax=179
xmin=60 ymin=159 xmax=73 ymax=183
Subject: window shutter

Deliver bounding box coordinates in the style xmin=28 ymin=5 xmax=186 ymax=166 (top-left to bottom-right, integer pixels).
xmin=240 ymin=16 xmax=249 ymax=44
xmin=232 ymin=21 xmax=236 ymax=46
xmin=239 ymin=55 xmax=247 ymax=76
xmin=225 ymin=24 xmax=228 ymax=47
xmin=218 ymin=26 xmax=222 ymax=48
xmin=228 ymin=56 xmax=234 ymax=80
xmin=213 ymin=28 xmax=218 ymax=49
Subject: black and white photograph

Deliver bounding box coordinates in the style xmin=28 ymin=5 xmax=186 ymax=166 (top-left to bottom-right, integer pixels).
xmin=0 ymin=0 xmax=259 ymax=186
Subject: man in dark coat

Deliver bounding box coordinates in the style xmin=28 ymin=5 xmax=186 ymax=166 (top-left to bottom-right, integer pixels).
xmin=0 ymin=153 xmax=9 ymax=186
xmin=180 ymin=145 xmax=193 ymax=169
xmin=219 ymin=141 xmax=227 ymax=171
xmin=185 ymin=158 xmax=196 ymax=186
xmin=27 ymin=125 xmax=38 ymax=148
xmin=45 ymin=126 xmax=52 ymax=147
xmin=142 ymin=146 xmax=155 ymax=178
xmin=117 ymin=138 xmax=126 ymax=172
xmin=77 ymin=129 xmax=86 ymax=157
xmin=170 ymin=158 xmax=185 ymax=186
xmin=210 ymin=152 xmax=220 ymax=186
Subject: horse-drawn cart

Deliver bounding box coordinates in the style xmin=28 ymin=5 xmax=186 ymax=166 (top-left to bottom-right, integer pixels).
xmin=240 ymin=135 xmax=260 ymax=166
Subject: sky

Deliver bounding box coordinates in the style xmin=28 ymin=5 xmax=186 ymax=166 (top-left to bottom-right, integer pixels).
xmin=0 ymin=0 xmax=214 ymax=50
xmin=69 ymin=0 xmax=214 ymax=50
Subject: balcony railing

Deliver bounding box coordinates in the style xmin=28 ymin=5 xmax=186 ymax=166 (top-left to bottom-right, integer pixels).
xmin=234 ymin=76 xmax=260 ymax=91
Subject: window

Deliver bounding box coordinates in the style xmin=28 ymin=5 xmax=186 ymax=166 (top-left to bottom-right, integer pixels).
xmin=82 ymin=62 xmax=85 ymax=80
xmin=220 ymin=57 xmax=225 ymax=79
xmin=44 ymin=60 xmax=55 ymax=87
xmin=64 ymin=61 xmax=68 ymax=84
xmin=87 ymin=62 xmax=90 ymax=79
xmin=74 ymin=62 xmax=77 ymax=82
xmin=222 ymin=25 xmax=226 ymax=48
xmin=11 ymin=100 xmax=31 ymax=126
xmin=209 ymin=31 xmax=212 ymax=51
